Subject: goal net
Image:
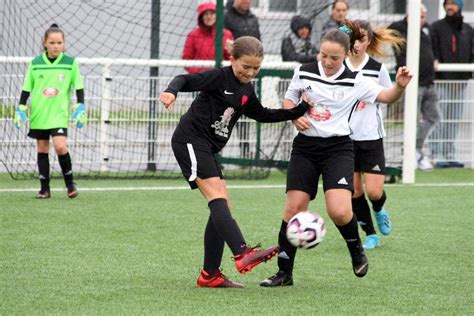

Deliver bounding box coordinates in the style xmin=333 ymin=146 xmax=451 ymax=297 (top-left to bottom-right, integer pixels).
xmin=0 ymin=0 xmax=408 ymax=180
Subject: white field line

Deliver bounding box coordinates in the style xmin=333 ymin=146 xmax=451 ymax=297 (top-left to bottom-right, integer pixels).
xmin=0 ymin=182 xmax=474 ymax=193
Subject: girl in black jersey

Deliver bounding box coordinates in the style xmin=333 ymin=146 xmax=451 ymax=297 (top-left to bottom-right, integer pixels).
xmin=261 ymin=21 xmax=412 ymax=287
xmin=159 ymin=36 xmax=309 ymax=288
xmin=347 ymin=20 xmax=405 ymax=250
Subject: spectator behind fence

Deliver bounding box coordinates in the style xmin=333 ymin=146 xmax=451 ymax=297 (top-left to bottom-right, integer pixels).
xmin=388 ymin=4 xmax=441 ymax=171
xmin=224 ymin=0 xmax=260 ymax=40
xmin=321 ymin=0 xmax=349 ymax=39
xmin=281 ymin=15 xmax=318 ymax=63
xmin=429 ymin=0 xmax=473 ymax=168
xmin=182 ymin=2 xmax=234 ymax=74
xmin=224 ymin=0 xmax=261 ymax=158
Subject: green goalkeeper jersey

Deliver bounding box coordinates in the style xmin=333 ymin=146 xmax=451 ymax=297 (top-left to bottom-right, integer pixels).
xmin=22 ymin=52 xmax=84 ymax=129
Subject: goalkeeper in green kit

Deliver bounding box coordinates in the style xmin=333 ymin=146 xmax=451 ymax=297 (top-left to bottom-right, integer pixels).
xmin=15 ymin=24 xmax=86 ymax=199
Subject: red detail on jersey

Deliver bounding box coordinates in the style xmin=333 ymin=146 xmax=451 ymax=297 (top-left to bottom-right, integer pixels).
xmin=356 ymin=101 xmax=366 ymax=111
xmin=241 ymin=95 xmax=248 ymax=106
xmin=308 ymin=106 xmax=332 ymax=121
xmin=43 ymin=88 xmax=59 ymax=97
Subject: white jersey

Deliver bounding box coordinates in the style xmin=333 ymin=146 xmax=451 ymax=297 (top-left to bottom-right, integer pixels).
xmin=285 ymin=61 xmax=384 ymax=138
xmin=345 ymin=54 xmax=392 ymax=140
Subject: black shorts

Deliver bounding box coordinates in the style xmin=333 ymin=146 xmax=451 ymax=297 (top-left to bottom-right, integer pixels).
xmin=171 ymin=141 xmax=223 ymax=189
xmin=286 ymin=134 xmax=354 ymax=200
xmin=353 ymin=139 xmax=385 ymax=174
xmin=28 ymin=128 xmax=68 ymax=140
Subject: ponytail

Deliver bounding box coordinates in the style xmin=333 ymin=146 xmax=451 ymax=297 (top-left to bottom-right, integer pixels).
xmin=356 ymin=20 xmax=405 ymax=57
xmin=321 ymin=20 xmax=363 ymax=54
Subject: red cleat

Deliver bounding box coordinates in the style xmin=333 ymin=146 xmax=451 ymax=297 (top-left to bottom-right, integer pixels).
xmin=234 ymin=244 xmax=279 ymax=275
xmin=197 ymin=269 xmax=243 ymax=288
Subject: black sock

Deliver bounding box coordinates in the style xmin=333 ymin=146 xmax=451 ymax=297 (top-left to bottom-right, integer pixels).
xmin=37 ymin=153 xmax=50 ymax=191
xmin=58 ymin=152 xmax=73 ymax=186
xmin=208 ymin=198 xmax=246 ymax=256
xmin=370 ymin=191 xmax=386 ymax=213
xmin=203 ymin=216 xmax=224 ymax=274
xmin=352 ymin=196 xmax=376 ymax=236
xmin=335 ymin=214 xmax=362 ymax=255
xmin=277 ymin=220 xmax=297 ymax=275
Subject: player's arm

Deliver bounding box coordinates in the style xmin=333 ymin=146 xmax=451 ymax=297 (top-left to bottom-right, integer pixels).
xmin=14 ymin=90 xmax=30 ymax=128
xmin=376 ymin=66 xmax=413 ymax=104
xmin=284 ymin=98 xmax=310 ymax=131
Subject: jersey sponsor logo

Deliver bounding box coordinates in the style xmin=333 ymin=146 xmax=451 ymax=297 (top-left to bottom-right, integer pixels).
xmin=372 ymin=164 xmax=381 ymax=171
xmin=356 ymin=101 xmax=366 ymax=111
xmin=43 ymin=88 xmax=59 ymax=98
xmin=241 ymin=95 xmax=248 ymax=106
xmin=337 ymin=177 xmax=348 ymax=185
xmin=224 ymin=90 xmax=234 ymax=95
xmin=308 ymin=104 xmax=332 ymax=121
xmin=333 ymin=88 xmax=344 ymax=101
xmin=211 ymin=107 xmax=235 ymax=138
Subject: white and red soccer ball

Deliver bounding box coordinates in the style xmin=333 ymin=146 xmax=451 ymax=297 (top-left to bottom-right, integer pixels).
xmin=286 ymin=211 xmax=326 ymax=249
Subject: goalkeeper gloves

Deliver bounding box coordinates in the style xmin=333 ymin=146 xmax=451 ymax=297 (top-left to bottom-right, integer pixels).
xmin=71 ymin=103 xmax=87 ymax=128
xmin=14 ymin=105 xmax=28 ymax=129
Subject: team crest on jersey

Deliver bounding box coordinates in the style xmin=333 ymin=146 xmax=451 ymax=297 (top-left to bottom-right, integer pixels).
xmin=308 ymin=104 xmax=332 ymax=121
xmin=333 ymin=88 xmax=344 ymax=101
xmin=211 ymin=107 xmax=235 ymax=138
xmin=356 ymin=101 xmax=366 ymax=111
xmin=58 ymin=74 xmax=65 ymax=82
xmin=43 ymin=88 xmax=59 ymax=97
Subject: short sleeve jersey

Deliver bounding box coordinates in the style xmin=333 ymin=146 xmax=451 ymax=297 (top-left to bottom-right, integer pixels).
xmin=285 ymin=61 xmax=384 ymax=138
xmin=22 ymin=52 xmax=84 ymax=129
xmin=345 ymin=54 xmax=392 ymax=140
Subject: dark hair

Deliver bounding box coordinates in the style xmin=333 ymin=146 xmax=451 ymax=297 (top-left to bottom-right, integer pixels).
xmin=231 ymin=36 xmax=264 ymax=59
xmin=321 ymin=20 xmax=363 ymax=53
xmin=43 ymin=24 xmax=64 ymax=51
xmin=355 ymin=20 xmax=405 ymax=57
xmin=332 ymin=0 xmax=349 ymax=10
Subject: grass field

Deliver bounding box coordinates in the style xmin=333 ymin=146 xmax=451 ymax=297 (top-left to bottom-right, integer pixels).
xmin=1 ymin=169 xmax=473 ymax=314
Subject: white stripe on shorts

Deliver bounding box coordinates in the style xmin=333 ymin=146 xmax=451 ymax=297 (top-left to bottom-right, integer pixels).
xmin=187 ymin=143 xmax=197 ymax=182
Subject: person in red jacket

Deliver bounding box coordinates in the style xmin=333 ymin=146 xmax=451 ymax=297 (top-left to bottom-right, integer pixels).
xmin=182 ymin=2 xmax=234 ymax=73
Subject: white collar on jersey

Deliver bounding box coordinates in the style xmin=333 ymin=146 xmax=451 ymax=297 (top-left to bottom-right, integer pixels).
xmin=345 ymin=53 xmax=370 ymax=72
xmin=318 ymin=60 xmax=346 ymax=80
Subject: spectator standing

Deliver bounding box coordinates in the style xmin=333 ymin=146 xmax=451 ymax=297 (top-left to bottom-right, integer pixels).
xmin=182 ymin=2 xmax=234 ymax=74
xmin=321 ymin=0 xmax=349 ymax=39
xmin=282 ymin=15 xmax=318 ymax=63
xmin=430 ymin=0 xmax=473 ymax=167
xmin=224 ymin=0 xmax=260 ymax=40
xmin=388 ymin=4 xmax=441 ymax=170
xmin=224 ymin=0 xmax=261 ymax=158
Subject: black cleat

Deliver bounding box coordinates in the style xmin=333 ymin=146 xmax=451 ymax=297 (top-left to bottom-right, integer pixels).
xmin=260 ymin=271 xmax=293 ymax=287
xmin=67 ymin=183 xmax=79 ymax=199
xmin=350 ymin=241 xmax=369 ymax=277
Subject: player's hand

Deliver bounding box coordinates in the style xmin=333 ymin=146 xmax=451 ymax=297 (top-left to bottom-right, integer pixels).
xmin=14 ymin=105 xmax=27 ymax=129
xmin=71 ymin=103 xmax=87 ymax=128
xmin=159 ymin=92 xmax=176 ymax=110
xmin=292 ymin=116 xmax=310 ymax=131
xmin=395 ymin=66 xmax=413 ymax=89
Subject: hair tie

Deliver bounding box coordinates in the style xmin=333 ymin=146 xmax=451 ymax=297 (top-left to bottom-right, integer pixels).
xmin=339 ymin=25 xmax=352 ymax=36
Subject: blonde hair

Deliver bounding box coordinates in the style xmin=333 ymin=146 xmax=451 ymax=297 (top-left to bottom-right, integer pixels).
xmin=355 ymin=20 xmax=405 ymax=57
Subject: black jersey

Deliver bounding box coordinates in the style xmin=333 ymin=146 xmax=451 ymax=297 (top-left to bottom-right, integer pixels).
xmin=165 ymin=66 xmax=308 ymax=153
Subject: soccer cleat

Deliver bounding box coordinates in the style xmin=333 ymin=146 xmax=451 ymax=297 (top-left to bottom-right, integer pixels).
xmin=67 ymin=183 xmax=79 ymax=199
xmin=197 ymin=269 xmax=243 ymax=288
xmin=233 ymin=244 xmax=279 ymax=275
xmin=260 ymin=270 xmax=293 ymax=287
xmin=363 ymin=234 xmax=380 ymax=250
xmin=417 ymin=157 xmax=433 ymax=171
xmin=349 ymin=241 xmax=369 ymax=278
xmin=35 ymin=189 xmax=51 ymax=199
xmin=374 ymin=208 xmax=391 ymax=236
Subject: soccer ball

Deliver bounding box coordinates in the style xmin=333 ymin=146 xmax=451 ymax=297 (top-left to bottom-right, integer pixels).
xmin=286 ymin=211 xmax=326 ymax=249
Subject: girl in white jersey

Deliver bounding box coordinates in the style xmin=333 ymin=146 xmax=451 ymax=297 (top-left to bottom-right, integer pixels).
xmin=261 ymin=21 xmax=412 ymax=287
xmin=346 ymin=20 xmax=404 ymax=250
